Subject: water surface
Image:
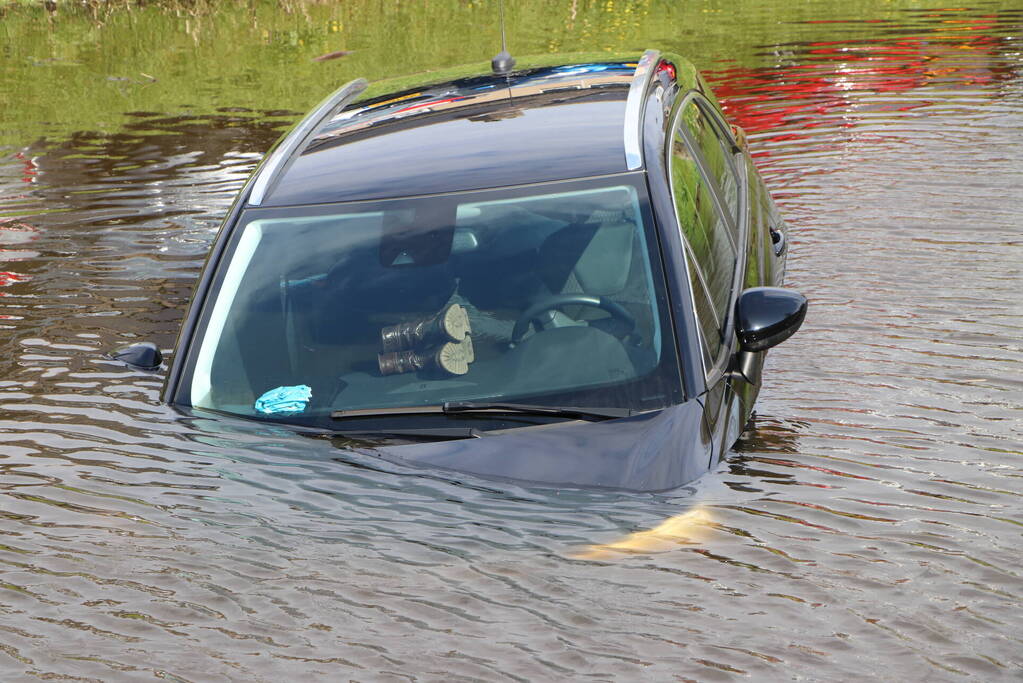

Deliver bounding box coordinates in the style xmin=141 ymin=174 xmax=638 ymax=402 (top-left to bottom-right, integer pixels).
xmin=0 ymin=2 xmax=1021 ymax=680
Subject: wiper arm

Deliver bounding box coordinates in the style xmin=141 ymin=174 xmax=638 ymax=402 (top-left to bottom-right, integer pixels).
xmin=442 ymin=401 xmax=633 ymax=421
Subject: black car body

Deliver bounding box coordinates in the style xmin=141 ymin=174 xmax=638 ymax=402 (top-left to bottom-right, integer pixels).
xmin=139 ymin=50 xmax=806 ymax=492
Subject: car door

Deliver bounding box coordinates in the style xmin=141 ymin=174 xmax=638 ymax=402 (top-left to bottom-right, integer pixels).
xmin=666 ymin=93 xmax=748 ymax=467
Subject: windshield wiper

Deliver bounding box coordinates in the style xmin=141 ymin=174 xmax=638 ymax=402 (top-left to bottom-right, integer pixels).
xmin=331 ymin=405 xmax=446 ymax=419
xmin=443 ymin=401 xmax=633 ymax=421
xmin=332 ymin=426 xmax=480 ymax=440
xmin=330 ymin=402 xmax=633 ymax=422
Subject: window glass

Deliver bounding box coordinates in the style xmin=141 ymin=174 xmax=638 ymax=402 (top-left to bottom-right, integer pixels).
xmin=745 ymin=189 xmax=763 ymax=290
xmin=686 ymin=255 xmax=719 ymax=366
xmin=681 ymin=101 xmax=739 ymax=239
xmin=670 ymin=129 xmax=736 ymax=356
xmin=179 ymin=177 xmax=683 ymax=424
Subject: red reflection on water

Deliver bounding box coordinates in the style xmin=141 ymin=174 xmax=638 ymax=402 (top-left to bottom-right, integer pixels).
xmin=13 ymin=152 xmax=38 ymax=184
xmin=704 ymin=13 xmax=1014 ymax=152
xmin=0 ymin=220 xmax=35 ymax=291
xmin=705 ymin=42 xmax=934 ymax=142
xmin=0 ymin=271 xmax=29 ymax=287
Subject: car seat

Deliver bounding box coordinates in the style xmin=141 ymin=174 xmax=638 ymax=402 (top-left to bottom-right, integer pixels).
xmin=535 ymin=209 xmax=653 ymax=339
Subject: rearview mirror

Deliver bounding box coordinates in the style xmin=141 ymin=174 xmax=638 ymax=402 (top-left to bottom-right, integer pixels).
xmin=735 ymin=287 xmax=807 ymax=352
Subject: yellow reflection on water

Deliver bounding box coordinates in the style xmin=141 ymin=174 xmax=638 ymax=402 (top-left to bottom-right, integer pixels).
xmin=574 ymin=505 xmax=714 ymax=559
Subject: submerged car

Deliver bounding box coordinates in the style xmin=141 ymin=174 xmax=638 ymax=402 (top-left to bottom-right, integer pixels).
xmin=116 ymin=50 xmax=806 ymax=491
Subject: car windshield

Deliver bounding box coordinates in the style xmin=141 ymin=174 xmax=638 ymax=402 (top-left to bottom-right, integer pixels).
xmin=176 ymin=175 xmax=683 ymax=424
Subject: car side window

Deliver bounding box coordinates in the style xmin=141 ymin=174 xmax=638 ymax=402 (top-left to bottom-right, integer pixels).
xmin=685 ymin=255 xmax=718 ymax=369
xmin=670 ymin=104 xmax=738 ymax=365
xmin=680 ymin=100 xmax=740 ymax=242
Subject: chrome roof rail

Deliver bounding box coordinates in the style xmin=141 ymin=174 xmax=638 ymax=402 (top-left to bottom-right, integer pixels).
xmin=247 ymin=77 xmax=369 ymax=206
xmin=623 ymin=49 xmax=659 ymax=171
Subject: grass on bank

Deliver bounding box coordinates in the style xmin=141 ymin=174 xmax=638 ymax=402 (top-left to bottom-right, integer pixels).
xmin=2 ymin=0 xmax=1016 ymax=146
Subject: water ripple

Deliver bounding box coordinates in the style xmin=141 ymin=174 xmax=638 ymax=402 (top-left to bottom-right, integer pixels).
xmin=0 ymin=4 xmax=1021 ymax=680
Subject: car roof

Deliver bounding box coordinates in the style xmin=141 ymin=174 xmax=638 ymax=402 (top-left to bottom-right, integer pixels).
xmin=254 ymin=52 xmax=697 ymax=207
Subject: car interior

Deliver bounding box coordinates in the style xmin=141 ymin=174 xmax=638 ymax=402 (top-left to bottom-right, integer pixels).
xmin=190 ymin=183 xmax=671 ymax=417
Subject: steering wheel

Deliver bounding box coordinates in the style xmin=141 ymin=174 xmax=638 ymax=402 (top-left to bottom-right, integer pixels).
xmin=511 ymin=294 xmax=636 ymax=346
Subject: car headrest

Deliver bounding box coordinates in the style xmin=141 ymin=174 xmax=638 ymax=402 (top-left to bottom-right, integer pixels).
xmin=538 ymin=219 xmax=636 ymax=296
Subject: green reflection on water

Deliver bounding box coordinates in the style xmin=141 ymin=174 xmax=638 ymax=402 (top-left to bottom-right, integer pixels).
xmin=0 ymin=0 xmax=1016 ymax=146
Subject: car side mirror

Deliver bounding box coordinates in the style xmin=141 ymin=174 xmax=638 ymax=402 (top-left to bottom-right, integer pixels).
xmin=106 ymin=341 xmax=163 ymax=371
xmin=735 ymin=287 xmax=807 ymax=352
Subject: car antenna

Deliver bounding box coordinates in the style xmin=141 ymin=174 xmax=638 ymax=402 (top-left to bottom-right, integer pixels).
xmin=491 ymin=0 xmax=515 ymax=76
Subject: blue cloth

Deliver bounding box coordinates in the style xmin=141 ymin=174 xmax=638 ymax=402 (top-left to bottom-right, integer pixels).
xmin=254 ymin=385 xmax=312 ymax=415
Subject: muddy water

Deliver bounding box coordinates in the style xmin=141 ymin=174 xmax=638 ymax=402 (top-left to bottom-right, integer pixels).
xmin=1 ymin=4 xmax=1022 ymax=681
